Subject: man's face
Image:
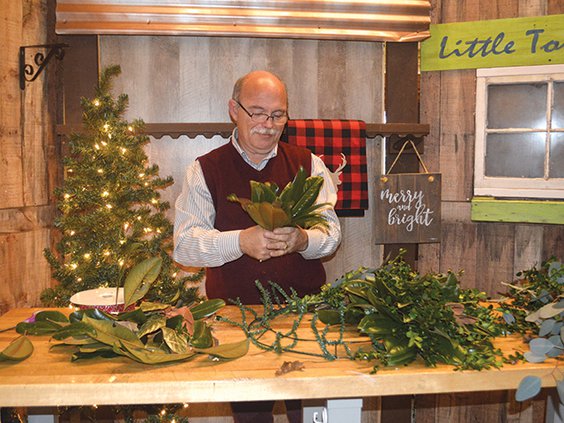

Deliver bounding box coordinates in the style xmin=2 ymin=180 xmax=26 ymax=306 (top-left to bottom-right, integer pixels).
xmin=229 ymin=74 xmax=287 ymax=163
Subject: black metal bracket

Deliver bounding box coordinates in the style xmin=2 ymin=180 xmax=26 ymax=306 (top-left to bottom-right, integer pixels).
xmin=19 ymin=43 xmax=68 ymax=90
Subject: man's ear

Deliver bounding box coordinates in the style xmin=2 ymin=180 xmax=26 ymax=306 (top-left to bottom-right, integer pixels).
xmin=228 ymin=99 xmax=238 ymax=123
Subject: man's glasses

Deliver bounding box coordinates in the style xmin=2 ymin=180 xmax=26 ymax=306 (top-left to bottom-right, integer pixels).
xmin=234 ymin=100 xmax=288 ymax=124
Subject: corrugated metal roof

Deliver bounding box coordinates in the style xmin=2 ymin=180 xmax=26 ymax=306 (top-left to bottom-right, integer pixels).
xmin=56 ymin=0 xmax=430 ymax=42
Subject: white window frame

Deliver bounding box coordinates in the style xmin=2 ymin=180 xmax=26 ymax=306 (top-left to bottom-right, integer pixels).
xmin=474 ymin=64 xmax=564 ymax=200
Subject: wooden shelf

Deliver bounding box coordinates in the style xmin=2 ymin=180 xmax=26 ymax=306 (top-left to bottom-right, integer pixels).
xmin=57 ymin=122 xmax=430 ymax=139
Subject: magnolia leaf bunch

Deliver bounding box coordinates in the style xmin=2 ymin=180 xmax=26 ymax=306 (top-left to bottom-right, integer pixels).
xmin=10 ymin=258 xmax=249 ymax=365
xmin=14 ymin=300 xmax=248 ymax=365
xmin=228 ymin=167 xmax=329 ymax=231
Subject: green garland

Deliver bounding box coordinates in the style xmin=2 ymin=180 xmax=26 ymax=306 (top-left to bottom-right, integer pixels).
xmin=222 ymin=252 xmax=508 ymax=372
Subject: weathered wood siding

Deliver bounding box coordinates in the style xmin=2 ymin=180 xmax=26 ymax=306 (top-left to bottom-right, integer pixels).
xmin=99 ymin=36 xmax=385 ymax=285
xmin=415 ymin=1 xmax=564 ymax=422
xmin=419 ymin=0 xmax=564 ymax=295
xmin=0 ymin=0 xmax=60 ymax=316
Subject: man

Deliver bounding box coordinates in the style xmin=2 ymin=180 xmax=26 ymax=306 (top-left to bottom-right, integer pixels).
xmin=173 ymin=70 xmax=341 ymax=423
xmin=173 ymin=70 xmax=341 ymax=304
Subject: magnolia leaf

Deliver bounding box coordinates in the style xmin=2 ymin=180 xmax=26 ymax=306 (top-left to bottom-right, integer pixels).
xmin=78 ymin=342 xmax=114 ymax=353
xmin=16 ymin=321 xmax=62 ymax=336
xmin=72 ymin=349 xmax=120 ymax=361
xmin=258 ymin=202 xmax=290 ymax=230
xmin=82 ymin=315 xmax=143 ymax=348
xmin=124 ymin=257 xmax=163 ymax=308
xmin=117 ymin=340 xmax=196 ymax=364
xmin=162 ymin=327 xmax=189 ymax=353
xmin=165 ymin=306 xmax=194 ymax=334
xmin=523 ymin=351 xmax=547 ymax=363
xmin=191 ymin=299 xmax=226 ymax=320
xmin=137 ymin=314 xmax=166 ymax=338
xmin=529 ymin=337 xmax=555 ymax=355
xmin=50 ymin=321 xmax=94 ymax=340
xmin=139 ymin=301 xmax=171 ymax=312
xmin=290 ymin=177 xmax=324 ymax=217
xmin=515 ymin=376 xmax=542 ymax=401
xmin=539 ymin=302 xmax=563 ymax=319
xmin=190 ymin=320 xmax=213 ymax=349
xmin=317 ymin=309 xmax=341 ymax=325
xmin=0 ymin=336 xmax=34 ymax=361
xmin=195 ymin=338 xmax=249 ymax=360
xmin=191 ymin=299 xmax=225 ymax=321
xmin=69 ymin=308 xmax=112 ymax=323
xmin=34 ymin=310 xmax=69 ymax=323
xmin=116 ymin=309 xmax=148 ymax=325
xmin=250 ymin=180 xmax=278 ymax=203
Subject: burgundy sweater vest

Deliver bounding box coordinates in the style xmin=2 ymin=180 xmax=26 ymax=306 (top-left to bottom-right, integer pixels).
xmin=198 ymin=141 xmax=326 ymax=304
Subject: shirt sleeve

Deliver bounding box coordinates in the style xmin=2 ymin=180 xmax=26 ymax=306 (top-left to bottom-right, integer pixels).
xmin=173 ymin=160 xmax=243 ymax=267
xmin=300 ymin=154 xmax=342 ymax=260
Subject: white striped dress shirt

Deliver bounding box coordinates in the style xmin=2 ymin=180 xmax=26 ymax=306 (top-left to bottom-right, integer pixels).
xmin=173 ymin=131 xmax=341 ymax=268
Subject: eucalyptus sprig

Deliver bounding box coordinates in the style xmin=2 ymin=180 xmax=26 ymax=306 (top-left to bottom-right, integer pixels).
xmin=497 ymin=258 xmax=563 ymax=402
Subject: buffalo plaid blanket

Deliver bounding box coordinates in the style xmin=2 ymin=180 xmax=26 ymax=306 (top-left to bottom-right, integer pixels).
xmin=282 ymin=119 xmax=368 ymax=216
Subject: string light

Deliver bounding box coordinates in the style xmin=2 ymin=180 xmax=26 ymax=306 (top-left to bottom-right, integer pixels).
xmin=128 ymin=126 xmax=134 ymax=132
xmin=151 ymin=198 xmax=158 ymax=204
xmin=103 ymin=251 xmax=110 ymax=256
xmin=94 ymin=143 xmax=100 ymax=150
xmin=103 ymin=123 xmax=109 ymax=132
xmin=83 ymin=253 xmax=91 ymax=260
xmin=97 ymin=169 xmax=104 ymax=174
xmin=118 ymin=259 xmax=124 ymax=266
xmin=139 ymin=173 xmax=145 ymax=177
xmin=120 ymin=147 xmax=127 ymax=153
xmin=124 ymin=222 xmax=130 ymax=230
xmin=69 ymin=230 xmax=76 ymax=236
xmin=70 ymin=263 xmax=78 ymax=270
xmin=101 ymin=141 xmax=107 ymax=146
xmin=101 ymin=191 xmax=109 ymax=197
xmin=93 ymin=99 xmax=100 ymax=107
xmin=64 ymin=193 xmax=70 ymax=199
xmin=106 ymin=204 xmax=113 ymax=209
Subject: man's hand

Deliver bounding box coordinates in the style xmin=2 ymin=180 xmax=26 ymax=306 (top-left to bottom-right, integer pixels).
xmin=264 ymin=227 xmax=308 ymax=258
xmin=239 ymin=226 xmax=308 ymax=262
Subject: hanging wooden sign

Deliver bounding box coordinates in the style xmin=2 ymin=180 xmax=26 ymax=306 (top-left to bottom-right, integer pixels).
xmin=374 ymin=173 xmax=441 ymax=244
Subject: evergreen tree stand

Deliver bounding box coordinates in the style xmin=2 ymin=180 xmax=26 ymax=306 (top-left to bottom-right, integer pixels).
xmin=42 ymin=65 xmax=201 ymax=309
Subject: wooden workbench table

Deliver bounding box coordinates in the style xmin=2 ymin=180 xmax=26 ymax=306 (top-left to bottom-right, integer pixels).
xmin=0 ymin=307 xmax=558 ymax=407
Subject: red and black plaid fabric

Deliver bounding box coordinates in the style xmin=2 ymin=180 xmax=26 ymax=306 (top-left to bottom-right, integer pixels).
xmin=281 ymin=119 xmax=368 ymax=215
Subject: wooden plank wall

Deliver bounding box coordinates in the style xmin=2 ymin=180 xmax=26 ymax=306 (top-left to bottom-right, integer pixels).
xmin=418 ymin=0 xmax=564 ymax=296
xmin=0 ymin=0 xmax=60 ymax=316
xmin=415 ymin=1 xmax=564 ymax=422
xmin=99 ymin=36 xmax=386 ymax=286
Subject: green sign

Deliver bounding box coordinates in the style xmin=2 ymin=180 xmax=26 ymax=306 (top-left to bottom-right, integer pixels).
xmin=421 ymin=14 xmax=564 ymax=71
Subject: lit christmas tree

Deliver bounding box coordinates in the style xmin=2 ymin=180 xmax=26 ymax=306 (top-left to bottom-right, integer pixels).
xmin=42 ymin=65 xmax=201 ymax=307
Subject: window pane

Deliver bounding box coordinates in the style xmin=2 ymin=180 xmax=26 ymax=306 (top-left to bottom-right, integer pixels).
xmin=550 ymin=132 xmax=564 ymax=178
xmin=553 ymin=82 xmax=564 ymax=129
xmin=485 ymin=132 xmax=545 ymax=177
xmin=488 ymin=83 xmax=547 ymax=129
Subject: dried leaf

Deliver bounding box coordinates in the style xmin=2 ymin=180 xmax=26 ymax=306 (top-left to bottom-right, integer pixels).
xmin=275 ymin=360 xmax=305 ymax=376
